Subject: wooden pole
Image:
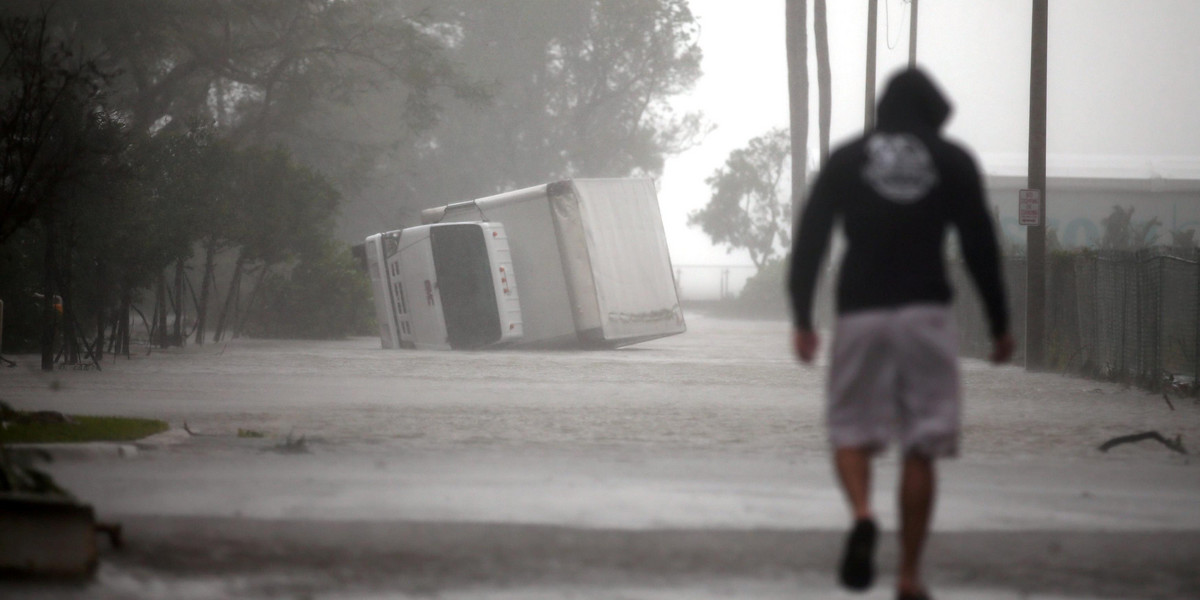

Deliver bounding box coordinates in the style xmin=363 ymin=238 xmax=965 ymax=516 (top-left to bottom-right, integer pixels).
xmin=786 ymin=0 xmax=810 ymax=219
xmin=908 ymin=0 xmax=919 ymax=66
xmin=865 ymin=0 xmax=878 ymax=130
xmin=815 ymin=0 xmax=831 ymax=164
xmin=1026 ymin=0 xmax=1048 ymax=370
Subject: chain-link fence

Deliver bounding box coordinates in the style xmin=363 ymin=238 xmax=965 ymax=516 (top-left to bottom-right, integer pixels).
xmin=951 ymin=249 xmax=1200 ymax=390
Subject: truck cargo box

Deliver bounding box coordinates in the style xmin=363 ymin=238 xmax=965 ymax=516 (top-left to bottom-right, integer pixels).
xmin=421 ymin=178 xmax=685 ymax=348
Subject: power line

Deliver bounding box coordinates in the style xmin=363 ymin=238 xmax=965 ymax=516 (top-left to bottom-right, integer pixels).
xmin=884 ymin=0 xmax=911 ymax=51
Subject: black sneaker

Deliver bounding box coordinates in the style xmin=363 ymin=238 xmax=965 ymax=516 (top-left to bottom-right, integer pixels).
xmin=838 ymin=518 xmax=878 ymax=591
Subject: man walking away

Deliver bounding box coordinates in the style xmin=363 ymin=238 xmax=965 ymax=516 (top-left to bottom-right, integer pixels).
xmin=788 ymin=68 xmax=1014 ymax=600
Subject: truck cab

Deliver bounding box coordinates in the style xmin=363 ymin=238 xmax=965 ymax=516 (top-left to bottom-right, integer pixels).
xmin=365 ymin=222 xmax=522 ymax=350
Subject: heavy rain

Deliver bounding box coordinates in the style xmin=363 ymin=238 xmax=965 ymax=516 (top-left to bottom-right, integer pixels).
xmin=2 ymin=1 xmax=1199 ymax=599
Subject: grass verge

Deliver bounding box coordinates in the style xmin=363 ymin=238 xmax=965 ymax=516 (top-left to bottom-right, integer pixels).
xmin=0 ymin=414 xmax=169 ymax=444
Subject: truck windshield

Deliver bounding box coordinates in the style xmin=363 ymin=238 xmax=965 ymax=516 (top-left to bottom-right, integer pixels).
xmin=430 ymin=224 xmax=502 ymax=348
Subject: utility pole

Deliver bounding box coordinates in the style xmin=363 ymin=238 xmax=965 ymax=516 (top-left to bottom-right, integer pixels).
xmin=815 ymin=0 xmax=831 ymax=164
xmin=785 ymin=0 xmax=809 ymax=219
xmin=865 ymin=0 xmax=878 ymax=129
xmin=908 ymin=0 xmax=919 ymax=66
xmin=1026 ymin=0 xmax=1048 ymax=370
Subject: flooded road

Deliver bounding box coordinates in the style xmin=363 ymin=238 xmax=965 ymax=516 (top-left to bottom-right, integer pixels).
xmin=3 ymin=314 xmax=1198 ymax=598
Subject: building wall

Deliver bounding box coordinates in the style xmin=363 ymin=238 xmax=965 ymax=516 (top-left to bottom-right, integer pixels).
xmin=986 ymin=176 xmax=1200 ymax=249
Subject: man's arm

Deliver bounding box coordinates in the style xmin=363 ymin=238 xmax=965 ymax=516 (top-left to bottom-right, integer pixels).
xmin=788 ymin=165 xmax=839 ymax=361
xmin=950 ymin=149 xmax=1011 ymax=360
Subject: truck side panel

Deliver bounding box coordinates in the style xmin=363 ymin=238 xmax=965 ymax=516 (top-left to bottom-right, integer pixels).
xmin=546 ymin=184 xmax=603 ymax=338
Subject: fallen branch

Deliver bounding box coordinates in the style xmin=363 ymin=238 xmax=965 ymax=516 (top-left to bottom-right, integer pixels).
xmin=1098 ymin=431 xmax=1187 ymax=455
xmin=182 ymin=421 xmax=217 ymax=437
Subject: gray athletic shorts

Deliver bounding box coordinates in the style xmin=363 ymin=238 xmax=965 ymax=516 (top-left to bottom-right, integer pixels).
xmin=827 ymin=304 xmax=961 ymax=457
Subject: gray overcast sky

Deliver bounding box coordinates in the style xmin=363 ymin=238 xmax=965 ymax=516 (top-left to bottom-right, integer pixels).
xmin=659 ymin=0 xmax=1200 ymax=266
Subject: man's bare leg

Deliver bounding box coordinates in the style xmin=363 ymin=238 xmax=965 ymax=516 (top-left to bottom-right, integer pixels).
xmin=834 ymin=447 xmax=873 ymax=519
xmin=898 ymin=453 xmax=935 ymax=597
xmin=835 ymin=447 xmax=878 ymax=590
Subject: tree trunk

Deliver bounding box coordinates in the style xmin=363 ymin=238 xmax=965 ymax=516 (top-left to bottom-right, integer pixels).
xmin=814 ymin=0 xmax=832 ymax=165
xmin=194 ymin=239 xmax=217 ymax=346
xmin=235 ymin=265 xmax=271 ymax=339
xmin=60 ymin=259 xmax=78 ymax=366
xmin=154 ymin=272 xmax=168 ymax=348
xmin=95 ymin=302 xmax=107 ymax=361
xmin=172 ymin=258 xmax=186 ymax=346
xmin=93 ymin=260 xmax=108 ymax=359
xmin=212 ymin=251 xmax=245 ymax=343
xmin=40 ymin=220 xmax=57 ymax=371
xmin=119 ymin=287 xmax=132 ymax=357
xmin=785 ymin=0 xmax=809 ymax=220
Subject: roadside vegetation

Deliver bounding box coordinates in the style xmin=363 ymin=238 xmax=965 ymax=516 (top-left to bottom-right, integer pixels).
xmin=1 ymin=0 xmax=704 ymax=370
xmin=0 ymin=402 xmax=167 ymax=444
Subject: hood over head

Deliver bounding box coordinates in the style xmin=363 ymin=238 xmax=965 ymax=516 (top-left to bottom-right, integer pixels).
xmin=875 ymin=68 xmax=952 ymax=132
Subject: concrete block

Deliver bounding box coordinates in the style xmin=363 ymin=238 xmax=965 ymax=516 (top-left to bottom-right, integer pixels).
xmin=0 ymin=494 xmax=97 ymax=578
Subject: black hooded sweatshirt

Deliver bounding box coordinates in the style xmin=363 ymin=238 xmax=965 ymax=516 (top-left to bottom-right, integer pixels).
xmin=788 ymin=68 xmax=1009 ymax=339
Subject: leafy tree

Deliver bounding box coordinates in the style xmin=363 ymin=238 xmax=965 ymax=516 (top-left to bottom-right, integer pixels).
xmin=0 ymin=229 xmax=46 ymax=352
xmin=0 ymin=8 xmax=109 ymax=244
xmin=1100 ymin=205 xmax=1160 ymax=251
xmin=71 ymin=0 xmax=479 ymax=342
xmin=179 ymin=136 xmax=243 ymax=346
xmin=246 ymin=240 xmax=373 ymax=339
xmin=1169 ymin=228 xmax=1196 ymax=255
xmin=689 ymin=128 xmax=792 ymax=270
xmin=133 ymin=125 xmax=225 ymax=347
xmin=4 ymin=0 xmax=707 ymax=354
xmin=49 ymin=0 xmax=474 ymax=139
xmin=49 ymin=114 xmax=146 ymax=363
xmin=0 ymin=6 xmax=142 ymax=368
xmin=738 ymin=256 xmax=789 ymax=315
xmin=337 ymin=0 xmax=704 ymax=238
xmin=210 ymin=145 xmax=341 ymax=342
xmin=47 ymin=0 xmax=480 ymax=243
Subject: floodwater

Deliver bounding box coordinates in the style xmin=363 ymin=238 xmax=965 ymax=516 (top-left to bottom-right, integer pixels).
xmin=2 ymin=314 xmax=1198 ymax=599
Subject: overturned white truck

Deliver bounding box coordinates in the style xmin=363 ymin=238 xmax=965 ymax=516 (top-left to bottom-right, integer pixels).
xmin=364 ymin=178 xmax=686 ymax=350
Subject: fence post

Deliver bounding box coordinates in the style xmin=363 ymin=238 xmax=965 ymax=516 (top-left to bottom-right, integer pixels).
xmin=1119 ymin=257 xmax=1126 ymax=377
xmin=1092 ymin=254 xmax=1100 ymax=373
xmin=1135 ymin=253 xmax=1144 ymax=385
xmin=1155 ymin=255 xmax=1162 ymax=385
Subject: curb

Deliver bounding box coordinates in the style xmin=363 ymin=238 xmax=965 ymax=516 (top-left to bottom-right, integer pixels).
xmin=8 ymin=427 xmax=189 ymax=461
xmin=9 ymin=441 xmax=140 ymax=460
xmin=134 ymin=427 xmax=190 ymax=449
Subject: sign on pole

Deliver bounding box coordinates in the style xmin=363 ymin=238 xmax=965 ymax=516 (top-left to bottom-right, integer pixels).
xmin=1019 ymin=189 xmax=1042 ymax=226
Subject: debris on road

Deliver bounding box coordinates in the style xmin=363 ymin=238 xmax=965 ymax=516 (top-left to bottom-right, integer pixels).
xmin=1098 ymin=431 xmax=1187 ymax=455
